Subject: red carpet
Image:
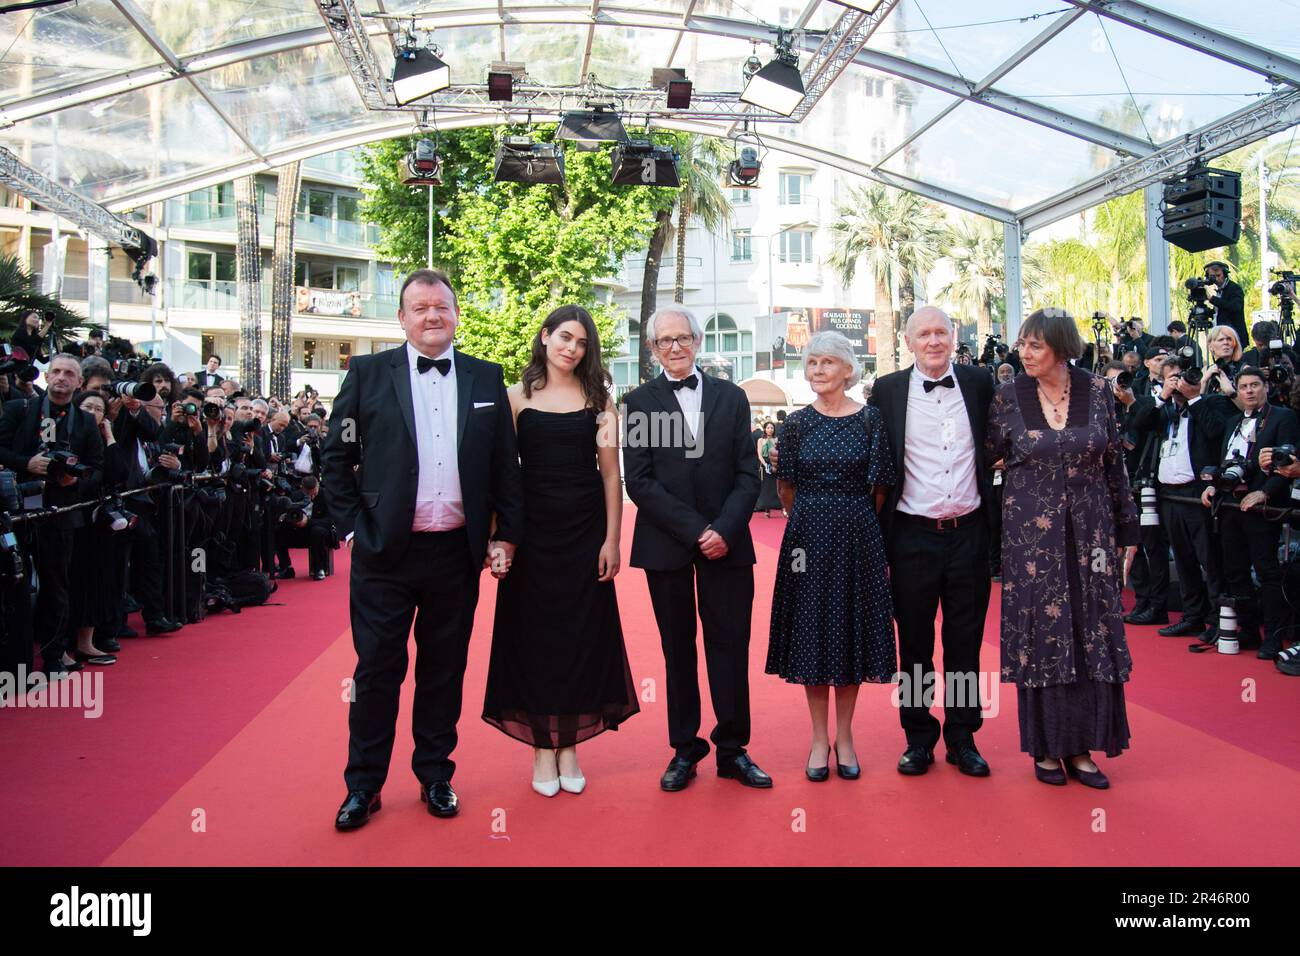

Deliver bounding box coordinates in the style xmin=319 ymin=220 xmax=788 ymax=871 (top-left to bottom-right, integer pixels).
xmin=3 ymin=508 xmax=1299 ymax=867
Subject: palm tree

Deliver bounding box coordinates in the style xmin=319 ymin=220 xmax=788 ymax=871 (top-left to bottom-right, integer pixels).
xmin=893 ymin=191 xmax=948 ymax=327
xmin=672 ymin=137 xmax=732 ymax=304
xmin=269 ymin=162 xmax=301 ymax=400
xmin=637 ymin=207 xmax=672 ymax=383
xmin=939 ymin=216 xmax=1005 ymax=343
xmin=234 ymin=175 xmax=263 ymax=392
xmin=0 ymin=253 xmax=94 ymax=345
xmin=827 ymin=183 xmax=910 ymax=374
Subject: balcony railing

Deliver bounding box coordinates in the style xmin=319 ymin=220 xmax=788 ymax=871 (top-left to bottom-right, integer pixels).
xmin=166 ymin=278 xmax=399 ymax=321
xmin=165 ymin=200 xmax=380 ymax=248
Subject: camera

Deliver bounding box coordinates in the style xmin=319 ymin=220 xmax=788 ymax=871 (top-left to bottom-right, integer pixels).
xmin=92 ymin=496 xmax=138 ymax=532
xmin=181 ymin=400 xmax=200 ymax=417
xmin=0 ymin=469 xmax=43 ymax=513
xmin=1114 ymin=370 xmax=1134 ymax=389
xmin=1179 ymin=365 xmax=1203 ymax=388
xmin=104 ymin=379 xmax=156 ymax=402
xmin=202 ymin=401 xmax=223 ymax=422
xmin=1201 ymin=453 xmax=1251 ymax=490
xmin=44 ymin=445 xmax=90 ymax=481
xmin=1183 ymin=277 xmax=1214 ymax=333
xmin=0 ymin=344 xmax=40 ymax=383
xmin=144 ymin=441 xmax=186 ymax=483
xmin=1132 ymin=477 xmax=1160 ymax=527
xmin=1273 ymin=443 xmax=1296 ymax=469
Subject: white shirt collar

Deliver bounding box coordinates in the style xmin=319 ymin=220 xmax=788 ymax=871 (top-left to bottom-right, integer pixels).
xmin=663 ymin=364 xmax=704 ymax=383
xmin=912 ymin=362 xmax=955 ymax=384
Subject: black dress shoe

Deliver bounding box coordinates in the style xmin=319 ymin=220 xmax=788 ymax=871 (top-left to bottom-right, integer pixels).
xmin=832 ymin=740 xmax=860 ymax=780
xmin=98 ymin=636 xmax=121 ymax=653
xmin=335 ymin=790 xmax=381 ymax=830
xmin=1034 ymin=760 xmax=1067 ymax=786
xmin=1124 ymin=606 xmax=1168 ymax=625
xmin=1258 ymin=635 xmax=1283 ymax=660
xmin=115 ymin=625 xmax=138 ymax=639
xmin=805 ymin=743 xmax=830 ymax=782
xmin=277 ymin=567 xmax=296 ymax=580
xmin=660 ymin=754 xmax=702 ymax=791
xmin=1122 ymin=602 xmax=1150 ymax=623
xmin=145 ymin=617 xmax=182 ymax=635
xmin=419 ymin=781 xmax=459 ymax=817
xmin=717 ymin=753 xmax=773 ymax=788
xmin=1065 ymin=759 xmax=1110 ymax=789
xmin=897 ymin=745 xmax=934 ymax=775
xmin=945 ymin=742 xmax=990 ymax=777
xmin=1158 ymin=618 xmax=1206 ymax=637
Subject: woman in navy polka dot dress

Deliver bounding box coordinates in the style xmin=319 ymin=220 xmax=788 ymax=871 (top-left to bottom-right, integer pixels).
xmin=767 ymin=331 xmax=897 ymax=781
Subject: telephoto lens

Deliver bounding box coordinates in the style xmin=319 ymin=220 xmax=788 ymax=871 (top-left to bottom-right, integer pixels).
xmin=1216 ymin=601 xmax=1240 ymax=656
xmin=1139 ymin=484 xmax=1160 ymax=527
xmin=109 ymin=380 xmax=156 ymax=401
xmin=1182 ymin=366 xmax=1203 ymax=387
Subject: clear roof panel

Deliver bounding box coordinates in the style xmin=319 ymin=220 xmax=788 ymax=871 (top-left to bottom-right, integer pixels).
xmin=588 ymin=23 xmax=683 ymax=88
xmin=1146 ymin=0 xmax=1300 ymax=59
xmin=147 ymin=0 xmax=323 ymax=59
xmin=997 ymin=11 xmax=1275 ymax=145
xmin=0 ymin=0 xmax=162 ymax=101
xmin=880 ymin=100 xmax=1121 ymax=209
xmin=506 ymin=24 xmax=588 ymax=86
xmin=866 ymin=0 xmax=1078 ymax=83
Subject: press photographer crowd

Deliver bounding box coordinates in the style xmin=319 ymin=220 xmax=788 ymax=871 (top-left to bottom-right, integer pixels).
xmin=0 ymin=311 xmax=341 ymax=678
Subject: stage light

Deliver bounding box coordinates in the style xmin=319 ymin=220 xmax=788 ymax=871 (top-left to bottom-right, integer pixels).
xmin=740 ymin=38 xmax=804 ymax=116
xmin=727 ymin=146 xmax=761 ymax=188
xmin=401 ymin=138 xmax=443 ymax=186
xmin=666 ymin=79 xmax=693 ymax=109
xmin=556 ymin=107 xmax=629 ymax=146
xmin=494 ymin=136 xmax=566 ymax=185
xmin=611 ymin=140 xmax=679 ymax=187
xmin=392 ymin=46 xmax=450 ymax=105
xmin=487 ymin=72 xmax=513 ymax=101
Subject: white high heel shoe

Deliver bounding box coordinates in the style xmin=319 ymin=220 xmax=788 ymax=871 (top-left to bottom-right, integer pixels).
xmin=558 ymin=774 xmax=586 ymax=794
xmin=532 ymin=776 xmax=560 ymax=797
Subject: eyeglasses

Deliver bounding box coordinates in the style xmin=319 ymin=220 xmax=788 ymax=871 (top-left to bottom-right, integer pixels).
xmin=654 ymin=334 xmax=695 ymax=352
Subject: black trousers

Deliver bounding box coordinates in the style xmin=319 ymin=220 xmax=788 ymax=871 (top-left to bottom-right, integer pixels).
xmin=1129 ymin=495 xmax=1170 ymax=611
xmin=345 ymin=529 xmax=480 ymax=792
xmin=33 ymin=525 xmax=74 ymax=668
xmin=276 ymin=519 xmax=333 ymax=575
xmin=886 ymin=517 xmax=990 ymax=751
xmin=1161 ymin=491 xmax=1220 ymax=623
xmin=645 ymin=560 xmax=754 ymax=763
xmin=126 ymin=508 xmax=166 ymax=624
xmin=1220 ymin=507 xmax=1285 ymax=639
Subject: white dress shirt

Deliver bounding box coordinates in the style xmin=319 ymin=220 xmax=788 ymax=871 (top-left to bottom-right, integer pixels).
xmin=664 ymin=364 xmax=704 ymax=438
xmin=897 ymin=363 xmax=982 ymax=520
xmin=1155 ymin=395 xmax=1200 ymax=485
xmin=407 ymin=342 xmax=464 ymax=531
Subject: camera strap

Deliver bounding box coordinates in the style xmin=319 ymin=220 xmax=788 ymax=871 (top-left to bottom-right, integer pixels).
xmin=39 ymin=393 xmax=76 ymax=445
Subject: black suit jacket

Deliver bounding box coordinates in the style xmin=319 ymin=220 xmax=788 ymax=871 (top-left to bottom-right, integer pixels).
xmin=867 ymin=362 xmax=995 ymax=538
xmin=320 ymin=343 xmax=524 ymax=568
xmin=1130 ymin=393 xmax=1235 ymax=488
xmin=0 ymin=396 xmax=104 ymax=529
xmin=1210 ymin=280 xmax=1247 ymax=349
xmin=623 ymin=371 xmax=758 ymax=570
xmin=1217 ymin=403 xmax=1300 ymax=504
xmin=194 ymin=370 xmax=224 ymax=389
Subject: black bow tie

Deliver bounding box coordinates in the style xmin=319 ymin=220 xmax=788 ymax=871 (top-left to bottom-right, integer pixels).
xmin=923 ymin=375 xmax=955 ymax=393
xmin=417 ymin=356 xmax=451 ymax=376
xmin=670 ymin=374 xmax=698 ymax=391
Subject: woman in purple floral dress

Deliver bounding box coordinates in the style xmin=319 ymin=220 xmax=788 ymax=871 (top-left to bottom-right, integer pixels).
xmin=986 ymin=309 xmax=1140 ymax=789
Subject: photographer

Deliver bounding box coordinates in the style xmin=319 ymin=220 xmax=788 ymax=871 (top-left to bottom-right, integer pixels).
xmin=1132 ymin=345 xmax=1170 ymax=402
xmin=1201 ymin=366 xmax=1299 ymax=654
xmin=1257 ymin=442 xmax=1300 ymax=663
xmin=291 ymin=413 xmax=324 ymax=478
xmin=1131 ymin=354 xmax=1234 ymax=636
xmin=1240 ymin=320 xmax=1297 ymax=407
xmin=1199 ymin=325 xmax=1243 ymax=399
xmin=1118 ymin=355 xmax=1171 ymax=625
xmin=1204 ymin=261 xmax=1248 ymax=351
xmin=272 ymin=475 xmax=336 ymax=580
xmin=1167 ymin=320 xmax=1203 ymax=368
xmin=1112 ymin=315 xmax=1154 ymax=358
xmin=9 ymin=310 xmax=52 ymax=366
xmin=0 ymin=353 xmax=104 ymax=675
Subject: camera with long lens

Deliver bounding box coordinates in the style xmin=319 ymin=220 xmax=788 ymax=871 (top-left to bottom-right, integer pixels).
xmin=202 ymin=401 xmax=223 ymax=422
xmin=0 ymin=469 xmax=44 ymax=514
xmin=1132 ymin=477 xmax=1160 ymax=527
xmin=979 ymin=333 xmax=1000 ymax=365
xmin=269 ymin=491 xmax=308 ymax=525
xmin=1115 ymin=370 xmax=1134 ymax=389
xmin=180 ymin=400 xmax=200 ymax=417
xmin=0 ymin=344 xmax=40 ymax=383
xmin=43 ymin=444 xmax=91 ymax=481
xmin=1201 ymin=453 xmax=1251 ymax=491
xmin=103 ymin=379 xmax=156 ymax=402
xmin=144 ymin=441 xmax=186 ymax=483
xmin=1184 ymin=277 xmax=1215 ymax=333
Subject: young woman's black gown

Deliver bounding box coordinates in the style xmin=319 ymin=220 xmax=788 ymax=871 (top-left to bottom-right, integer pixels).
xmin=482 ymin=408 xmax=639 ymax=748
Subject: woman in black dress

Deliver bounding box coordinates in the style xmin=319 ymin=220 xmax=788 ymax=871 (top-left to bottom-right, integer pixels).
xmin=483 ymin=305 xmax=639 ymax=796
xmin=754 ymin=421 xmax=781 ymax=516
xmin=767 ymin=331 xmax=896 ymax=781
xmin=987 ymin=309 xmax=1139 ymax=789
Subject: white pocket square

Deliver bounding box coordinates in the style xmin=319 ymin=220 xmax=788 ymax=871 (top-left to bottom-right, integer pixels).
xmin=473 ymin=401 xmax=494 ymax=408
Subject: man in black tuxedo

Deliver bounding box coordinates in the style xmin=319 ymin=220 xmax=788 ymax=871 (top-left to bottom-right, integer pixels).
xmin=1202 ymin=366 xmax=1299 ymax=658
xmin=193 ymin=355 xmax=224 ymax=390
xmin=0 ymin=352 xmax=104 ymax=674
xmin=322 ymin=269 xmax=524 ymax=829
xmin=623 ymin=305 xmax=769 ymax=791
xmin=868 ymin=306 xmax=993 ymax=778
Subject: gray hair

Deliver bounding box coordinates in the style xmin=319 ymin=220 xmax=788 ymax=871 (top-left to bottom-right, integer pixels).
xmin=803 ymin=330 xmax=862 ymax=388
xmin=252 ymin=398 xmax=269 ymax=412
xmin=645 ymin=305 xmax=704 ymax=344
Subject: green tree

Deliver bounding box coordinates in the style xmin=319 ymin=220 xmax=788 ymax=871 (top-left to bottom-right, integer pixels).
xmin=938 ymin=215 xmax=1005 ymax=344
xmin=360 ymin=128 xmax=675 ymax=382
xmin=0 ymin=253 xmax=93 ymax=345
xmin=672 ymin=136 xmax=732 ymax=305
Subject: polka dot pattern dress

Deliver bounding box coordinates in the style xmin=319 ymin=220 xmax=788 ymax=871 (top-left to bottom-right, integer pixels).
xmin=766 ymin=405 xmax=897 ymax=686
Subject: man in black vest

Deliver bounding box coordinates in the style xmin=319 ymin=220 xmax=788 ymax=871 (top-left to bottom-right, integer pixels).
xmin=623 ymin=305 xmax=768 ymax=791
xmin=322 ymin=269 xmax=524 ymax=829
xmin=1202 ymin=366 xmax=1299 ymax=658
xmin=869 ymin=306 xmax=994 ymax=778
xmin=0 ymin=353 xmax=104 ymax=674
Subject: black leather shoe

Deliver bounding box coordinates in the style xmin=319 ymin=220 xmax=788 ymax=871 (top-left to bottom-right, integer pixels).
xmin=660 ymin=754 xmax=702 ymax=791
xmin=805 ymin=743 xmax=830 ymax=782
xmin=312 ymin=570 xmax=326 ymax=581
xmin=98 ymin=636 xmax=121 ymax=653
xmin=717 ymin=754 xmax=773 ymax=788
xmin=145 ymin=617 xmax=182 ymax=635
xmin=1122 ymin=603 xmax=1150 ymax=623
xmin=1066 ymin=759 xmax=1110 ymax=789
xmin=1158 ymin=618 xmax=1205 ymax=637
xmin=897 ymin=745 xmax=935 ymax=775
xmin=335 ymin=790 xmax=381 ymax=830
xmin=1034 ymin=760 xmax=1067 ymax=786
xmin=945 ymin=742 xmax=990 ymax=777
xmin=277 ymin=567 xmax=296 ymax=580
xmin=1202 ymin=624 xmax=1218 ymax=644
xmin=1258 ymin=635 xmax=1283 ymax=660
xmin=1125 ymin=606 xmax=1168 ymax=625
xmin=419 ymin=781 xmax=459 ymax=817
xmin=114 ymin=625 xmax=137 ymax=639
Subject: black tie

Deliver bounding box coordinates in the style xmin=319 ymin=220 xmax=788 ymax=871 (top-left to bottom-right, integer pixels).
xmin=417 ymin=356 xmax=451 ymax=376
xmin=923 ymin=375 xmax=955 ymax=393
xmin=670 ymin=374 xmax=698 ymax=391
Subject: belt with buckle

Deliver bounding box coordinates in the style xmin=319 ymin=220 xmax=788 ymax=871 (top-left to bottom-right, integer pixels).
xmin=898 ymin=509 xmax=982 ymax=532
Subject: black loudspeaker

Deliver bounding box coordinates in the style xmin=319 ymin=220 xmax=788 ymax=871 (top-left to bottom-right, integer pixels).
xmin=1162 ymin=166 xmax=1242 ymax=252
xmin=1163 ymin=211 xmax=1242 ymax=252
